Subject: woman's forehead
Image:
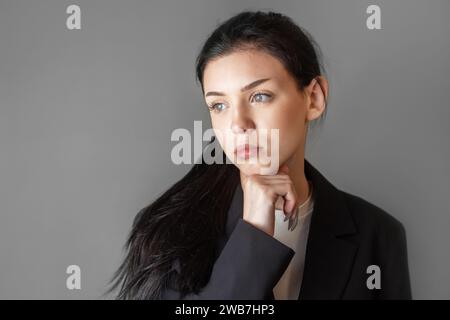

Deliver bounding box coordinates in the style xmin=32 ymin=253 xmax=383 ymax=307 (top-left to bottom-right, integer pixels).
xmin=203 ymin=51 xmax=289 ymax=93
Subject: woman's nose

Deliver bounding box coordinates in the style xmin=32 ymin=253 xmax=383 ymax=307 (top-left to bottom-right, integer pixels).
xmin=231 ymin=108 xmax=255 ymax=134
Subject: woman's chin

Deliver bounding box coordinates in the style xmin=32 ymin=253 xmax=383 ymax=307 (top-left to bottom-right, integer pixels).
xmin=235 ymin=162 xmax=279 ymax=176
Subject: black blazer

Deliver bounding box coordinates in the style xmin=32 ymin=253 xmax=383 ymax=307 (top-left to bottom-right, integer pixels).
xmin=162 ymin=159 xmax=412 ymax=299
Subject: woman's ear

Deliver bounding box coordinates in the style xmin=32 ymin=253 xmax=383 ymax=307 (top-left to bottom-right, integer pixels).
xmin=305 ymin=75 xmax=328 ymax=122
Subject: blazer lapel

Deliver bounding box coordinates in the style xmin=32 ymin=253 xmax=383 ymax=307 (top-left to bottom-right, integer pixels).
xmin=298 ymin=159 xmax=358 ymax=299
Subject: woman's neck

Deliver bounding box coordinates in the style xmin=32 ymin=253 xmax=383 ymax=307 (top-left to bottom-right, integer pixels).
xmin=275 ymin=151 xmax=310 ymax=211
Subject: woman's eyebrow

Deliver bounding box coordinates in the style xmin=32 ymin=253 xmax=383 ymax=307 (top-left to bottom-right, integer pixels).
xmin=205 ymin=78 xmax=271 ymax=98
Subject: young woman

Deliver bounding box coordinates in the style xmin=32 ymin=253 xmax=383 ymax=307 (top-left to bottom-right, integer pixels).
xmin=107 ymin=10 xmax=411 ymax=300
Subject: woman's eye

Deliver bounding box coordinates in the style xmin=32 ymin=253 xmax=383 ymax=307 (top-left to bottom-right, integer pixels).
xmin=251 ymin=92 xmax=272 ymax=103
xmin=209 ymin=103 xmax=226 ymax=113
xmin=208 ymin=93 xmax=271 ymax=112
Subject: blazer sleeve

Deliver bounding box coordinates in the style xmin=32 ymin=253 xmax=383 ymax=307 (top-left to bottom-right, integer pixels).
xmin=161 ymin=218 xmax=295 ymax=300
xmin=379 ymin=221 xmax=412 ymax=299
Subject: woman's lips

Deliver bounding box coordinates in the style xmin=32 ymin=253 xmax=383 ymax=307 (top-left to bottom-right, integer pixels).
xmin=234 ymin=144 xmax=261 ymax=159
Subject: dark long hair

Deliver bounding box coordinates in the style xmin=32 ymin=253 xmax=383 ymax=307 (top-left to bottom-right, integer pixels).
xmin=106 ymin=10 xmax=328 ymax=300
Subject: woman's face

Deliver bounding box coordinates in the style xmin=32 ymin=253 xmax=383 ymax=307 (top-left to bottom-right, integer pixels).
xmin=202 ymin=49 xmax=325 ymax=175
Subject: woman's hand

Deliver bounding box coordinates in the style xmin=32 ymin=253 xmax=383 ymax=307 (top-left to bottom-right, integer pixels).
xmin=240 ymin=164 xmax=299 ymax=237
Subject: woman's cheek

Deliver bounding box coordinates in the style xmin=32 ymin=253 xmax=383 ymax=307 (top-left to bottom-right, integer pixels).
xmin=276 ymin=126 xmax=299 ymax=160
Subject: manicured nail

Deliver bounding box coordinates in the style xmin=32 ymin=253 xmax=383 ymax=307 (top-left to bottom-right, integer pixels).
xmin=284 ymin=210 xmax=292 ymax=222
xmin=289 ymin=212 xmax=298 ymax=231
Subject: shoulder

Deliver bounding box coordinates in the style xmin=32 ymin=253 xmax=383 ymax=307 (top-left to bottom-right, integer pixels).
xmin=336 ymin=190 xmax=412 ymax=299
xmin=339 ymin=190 xmax=406 ymax=241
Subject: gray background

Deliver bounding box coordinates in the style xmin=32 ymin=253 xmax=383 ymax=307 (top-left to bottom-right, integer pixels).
xmin=0 ymin=0 xmax=449 ymax=299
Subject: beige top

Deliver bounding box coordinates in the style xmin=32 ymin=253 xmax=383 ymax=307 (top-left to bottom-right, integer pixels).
xmin=272 ymin=181 xmax=314 ymax=300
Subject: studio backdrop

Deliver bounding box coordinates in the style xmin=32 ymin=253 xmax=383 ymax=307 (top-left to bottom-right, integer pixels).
xmin=0 ymin=0 xmax=449 ymax=299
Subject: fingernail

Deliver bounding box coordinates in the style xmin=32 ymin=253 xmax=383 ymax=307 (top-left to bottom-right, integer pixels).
xmin=284 ymin=210 xmax=292 ymax=222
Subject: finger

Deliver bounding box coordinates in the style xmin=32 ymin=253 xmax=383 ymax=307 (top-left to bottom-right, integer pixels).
xmin=284 ymin=181 xmax=297 ymax=215
xmin=274 ymin=195 xmax=285 ymax=210
xmin=259 ymin=175 xmax=291 ymax=183
xmin=270 ymin=182 xmax=298 ymax=214
xmin=277 ymin=164 xmax=289 ymax=175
